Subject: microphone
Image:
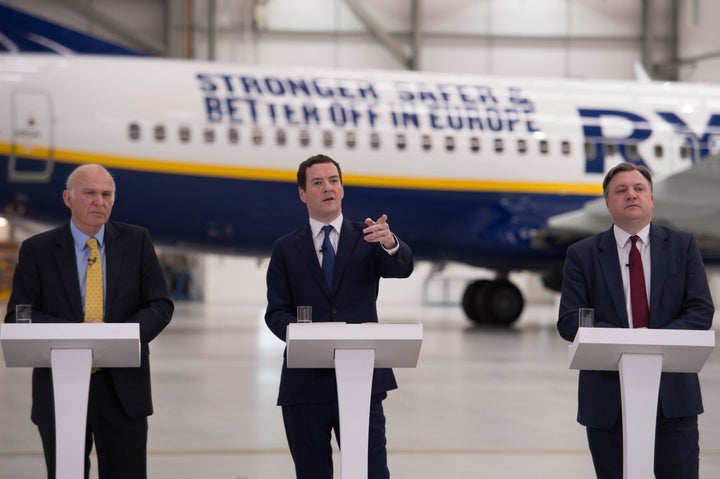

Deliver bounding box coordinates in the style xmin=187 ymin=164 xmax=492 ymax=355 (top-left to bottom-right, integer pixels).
xmin=626 ymin=262 xmax=634 ymax=268
xmin=319 ymin=245 xmax=326 ymax=253
xmin=88 ymin=257 xmax=97 ymax=265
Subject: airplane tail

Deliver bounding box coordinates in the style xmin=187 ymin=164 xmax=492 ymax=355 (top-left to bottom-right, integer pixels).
xmin=0 ymin=3 xmax=143 ymax=55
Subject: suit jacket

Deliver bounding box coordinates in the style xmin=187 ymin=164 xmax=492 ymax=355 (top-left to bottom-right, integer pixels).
xmin=557 ymin=224 xmax=714 ymax=428
xmin=4 ymin=221 xmax=174 ymax=427
xmin=265 ymin=218 xmax=414 ymax=406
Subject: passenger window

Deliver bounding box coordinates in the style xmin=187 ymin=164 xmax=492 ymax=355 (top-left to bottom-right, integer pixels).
xmin=445 ymin=136 xmax=455 ymax=152
xmin=154 ymin=125 xmax=165 ymax=142
xmin=370 ymin=132 xmax=381 ymax=149
xmin=517 ymin=139 xmax=527 ymax=154
xmin=584 ymin=141 xmax=595 ymax=158
xmin=252 ymin=127 xmax=263 ymax=145
xmin=228 ymin=128 xmax=239 ymax=144
xmin=396 ymin=133 xmax=407 ymax=150
xmin=276 ymin=129 xmax=287 ymax=146
xmin=346 ymin=131 xmax=356 ymax=149
xmin=605 ymin=142 xmax=616 ymax=156
xmin=561 ymin=140 xmax=571 ymax=155
xmin=679 ymin=144 xmax=690 ymax=159
xmin=128 ymin=123 xmax=141 ymax=141
xmin=494 ymin=138 xmax=504 ymax=153
xmin=323 ymin=131 xmax=333 ymax=148
xmin=654 ymin=144 xmax=664 ymax=158
xmin=539 ymin=139 xmax=549 ymax=154
xmin=470 ymin=137 xmax=480 ymax=152
xmin=421 ymin=134 xmax=432 ymax=151
xmin=204 ymin=128 xmax=215 ymax=143
xmin=299 ymin=129 xmax=310 ymax=147
xmin=627 ymin=143 xmax=638 ymax=159
xmin=179 ymin=126 xmax=190 ymax=143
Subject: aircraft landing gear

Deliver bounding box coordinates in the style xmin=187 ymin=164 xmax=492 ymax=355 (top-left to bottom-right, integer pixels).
xmin=462 ymin=278 xmax=524 ymax=325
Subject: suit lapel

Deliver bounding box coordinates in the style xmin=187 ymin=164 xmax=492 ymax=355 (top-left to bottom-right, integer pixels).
xmin=53 ymin=224 xmax=83 ymax=321
xmin=103 ymin=222 xmax=122 ymax=319
xmin=334 ymin=219 xmax=361 ymax=293
xmin=597 ymin=228 xmax=629 ymax=327
xmin=293 ymin=224 xmax=329 ymax=295
xmin=648 ymin=224 xmax=668 ymax=325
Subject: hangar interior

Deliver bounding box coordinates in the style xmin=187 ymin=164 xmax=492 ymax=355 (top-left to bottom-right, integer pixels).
xmin=1 ymin=1 xmax=720 ymax=478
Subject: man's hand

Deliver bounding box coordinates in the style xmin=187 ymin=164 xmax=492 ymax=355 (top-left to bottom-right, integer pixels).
xmin=363 ymin=214 xmax=398 ymax=249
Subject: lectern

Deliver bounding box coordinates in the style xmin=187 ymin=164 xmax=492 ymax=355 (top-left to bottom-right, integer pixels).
xmin=568 ymin=327 xmax=715 ymax=479
xmin=1 ymin=323 xmax=140 ymax=479
xmin=286 ymin=322 xmax=423 ymax=479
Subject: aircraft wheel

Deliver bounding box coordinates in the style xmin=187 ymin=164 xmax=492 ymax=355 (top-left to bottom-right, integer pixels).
xmin=462 ymin=279 xmax=524 ymax=325
xmin=461 ymin=279 xmax=491 ymax=323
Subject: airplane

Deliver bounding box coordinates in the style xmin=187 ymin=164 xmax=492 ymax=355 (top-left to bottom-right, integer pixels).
xmin=1 ymin=7 xmax=720 ymax=326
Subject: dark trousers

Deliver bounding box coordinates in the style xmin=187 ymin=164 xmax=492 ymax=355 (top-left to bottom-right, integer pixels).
xmin=586 ymin=413 xmax=699 ymax=479
xmin=281 ymin=393 xmax=390 ymax=479
xmin=37 ymin=369 xmax=148 ymax=479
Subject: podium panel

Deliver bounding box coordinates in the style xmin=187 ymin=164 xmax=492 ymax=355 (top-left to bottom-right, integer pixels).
xmin=285 ymin=322 xmax=423 ymax=479
xmin=1 ymin=323 xmax=140 ymax=368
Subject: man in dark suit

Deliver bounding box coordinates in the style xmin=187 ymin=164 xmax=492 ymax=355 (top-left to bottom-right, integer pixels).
xmin=557 ymin=162 xmax=714 ymax=479
xmin=265 ymin=154 xmax=414 ymax=479
xmin=5 ymin=163 xmax=174 ymax=479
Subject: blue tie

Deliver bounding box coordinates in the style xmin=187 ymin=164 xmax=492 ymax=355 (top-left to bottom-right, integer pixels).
xmin=321 ymin=225 xmax=335 ymax=290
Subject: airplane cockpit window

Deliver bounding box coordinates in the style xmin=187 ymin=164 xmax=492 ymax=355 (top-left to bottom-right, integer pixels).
xmin=539 ymin=139 xmax=549 ymax=154
xmin=299 ymin=129 xmax=310 ymax=147
xmin=517 ymin=138 xmax=527 ymax=154
xmin=370 ymin=132 xmax=381 ymax=149
xmin=228 ymin=127 xmax=239 ymax=144
xmin=204 ymin=128 xmax=215 ymax=143
xmin=561 ymin=140 xmax=571 ymax=155
xmin=470 ymin=137 xmax=480 ymax=152
xmin=346 ymin=131 xmax=356 ymax=148
xmin=445 ymin=136 xmax=455 ymax=152
xmin=654 ymin=144 xmax=664 ymax=158
xmin=276 ymin=129 xmax=287 ymax=146
xmin=154 ymin=125 xmax=165 ymax=142
xmin=494 ymin=138 xmax=504 ymax=153
xmin=128 ymin=123 xmax=140 ymax=141
xmin=179 ymin=126 xmax=190 ymax=143
xmin=421 ymin=134 xmax=432 ymax=151
xmin=322 ymin=131 xmax=333 ymax=148
xmin=396 ymin=133 xmax=407 ymax=150
xmin=252 ymin=127 xmax=263 ymax=145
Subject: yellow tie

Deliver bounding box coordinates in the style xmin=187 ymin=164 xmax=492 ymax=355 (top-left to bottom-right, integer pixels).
xmin=84 ymin=237 xmax=104 ymax=322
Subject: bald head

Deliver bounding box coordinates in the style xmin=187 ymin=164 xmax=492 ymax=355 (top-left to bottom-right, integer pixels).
xmin=63 ymin=164 xmax=116 ymax=235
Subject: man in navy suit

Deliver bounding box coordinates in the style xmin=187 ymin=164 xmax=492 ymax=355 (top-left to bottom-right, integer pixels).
xmin=265 ymin=154 xmax=414 ymax=479
xmin=5 ymin=164 xmax=174 ymax=479
xmin=557 ymin=162 xmax=714 ymax=479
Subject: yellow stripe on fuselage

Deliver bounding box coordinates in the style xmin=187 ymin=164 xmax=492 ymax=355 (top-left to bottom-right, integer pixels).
xmin=0 ymin=143 xmax=603 ymax=196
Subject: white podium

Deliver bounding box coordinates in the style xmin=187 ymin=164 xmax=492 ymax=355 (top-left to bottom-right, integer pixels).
xmin=568 ymin=327 xmax=715 ymax=479
xmin=1 ymin=323 xmax=140 ymax=479
xmin=286 ymin=322 xmax=423 ymax=479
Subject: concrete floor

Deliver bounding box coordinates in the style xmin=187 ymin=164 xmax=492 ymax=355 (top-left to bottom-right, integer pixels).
xmin=1 ymin=300 xmax=719 ymax=478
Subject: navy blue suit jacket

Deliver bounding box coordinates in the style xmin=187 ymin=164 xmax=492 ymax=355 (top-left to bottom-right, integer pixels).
xmin=265 ymin=218 xmax=414 ymax=406
xmin=557 ymin=224 xmax=714 ymax=428
xmin=5 ymin=221 xmax=174 ymax=427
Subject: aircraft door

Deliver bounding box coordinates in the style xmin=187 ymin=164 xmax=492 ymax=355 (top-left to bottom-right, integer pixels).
xmin=9 ymin=91 xmax=54 ymax=182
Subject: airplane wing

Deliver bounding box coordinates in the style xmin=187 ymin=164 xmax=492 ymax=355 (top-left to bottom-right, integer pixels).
xmin=534 ymin=154 xmax=720 ymax=253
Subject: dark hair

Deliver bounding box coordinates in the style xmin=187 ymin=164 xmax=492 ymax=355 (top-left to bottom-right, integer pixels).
xmin=296 ymin=154 xmax=342 ymax=190
xmin=602 ymin=162 xmax=653 ymax=198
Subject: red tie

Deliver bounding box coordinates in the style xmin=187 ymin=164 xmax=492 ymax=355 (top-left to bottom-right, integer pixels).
xmin=629 ymin=235 xmax=649 ymax=328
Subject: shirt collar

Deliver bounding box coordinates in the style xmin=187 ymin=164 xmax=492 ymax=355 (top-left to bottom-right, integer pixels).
xmin=309 ymin=214 xmax=343 ymax=238
xmin=613 ymin=223 xmax=650 ymax=248
xmin=70 ymin=221 xmax=105 ymax=250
